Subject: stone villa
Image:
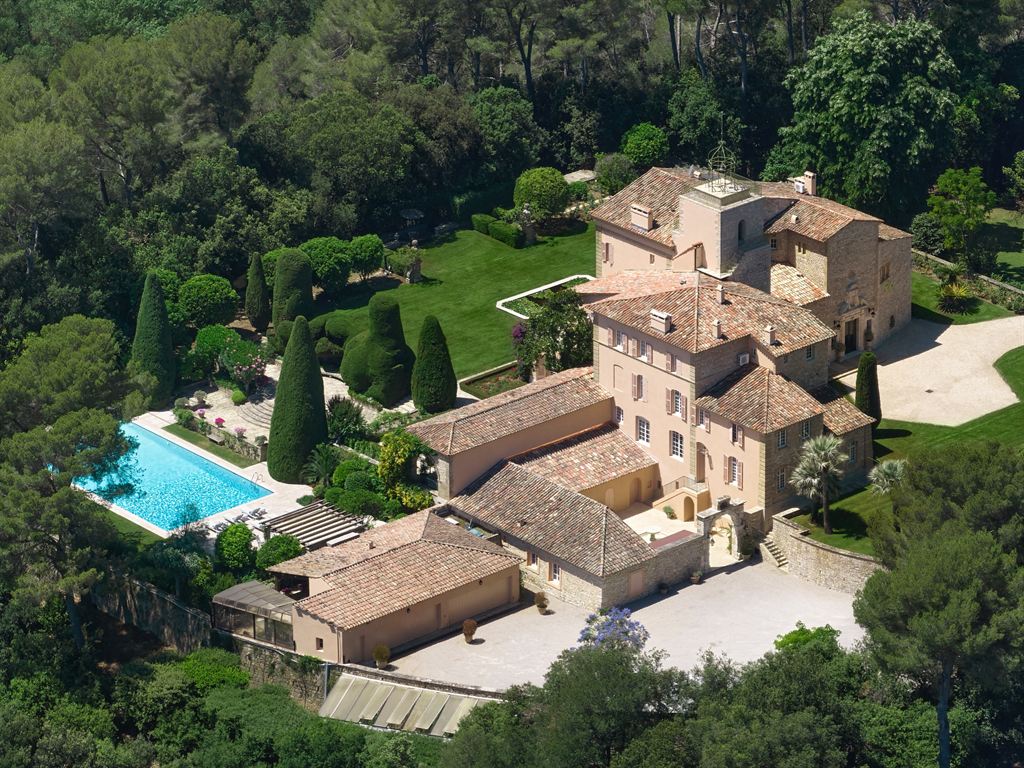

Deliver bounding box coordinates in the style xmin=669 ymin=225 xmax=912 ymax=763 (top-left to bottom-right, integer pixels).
xmin=406 ymin=166 xmax=910 ymax=610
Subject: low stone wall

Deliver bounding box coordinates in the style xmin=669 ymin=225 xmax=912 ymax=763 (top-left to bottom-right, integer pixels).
xmin=220 ymin=633 xmax=326 ymax=711
xmin=178 ymin=418 xmax=267 ymax=462
xmin=92 ymin=577 xmax=211 ymax=653
xmin=771 ymin=509 xmax=881 ymax=594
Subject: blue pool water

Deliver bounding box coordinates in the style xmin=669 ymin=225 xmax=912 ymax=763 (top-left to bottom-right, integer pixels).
xmin=78 ymin=422 xmax=270 ymax=532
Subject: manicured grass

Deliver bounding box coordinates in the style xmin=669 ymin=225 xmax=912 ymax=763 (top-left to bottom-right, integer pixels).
xmin=94 ymin=500 xmax=162 ymax=548
xmin=797 ymin=346 xmax=1024 ymax=554
xmin=986 ymin=207 xmax=1024 ymax=285
xmin=910 ymin=270 xmax=1013 ymax=325
xmin=163 ymin=423 xmax=257 ymax=468
xmin=791 ymin=487 xmax=888 ymax=557
xmin=314 ymin=223 xmax=596 ymax=378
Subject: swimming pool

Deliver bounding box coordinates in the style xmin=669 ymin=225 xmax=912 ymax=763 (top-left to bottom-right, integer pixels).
xmin=78 ymin=422 xmax=270 ymax=532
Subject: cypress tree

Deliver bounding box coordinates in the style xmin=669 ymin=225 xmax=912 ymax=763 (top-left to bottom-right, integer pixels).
xmin=411 ymin=315 xmax=457 ymax=413
xmin=245 ymin=252 xmax=271 ymax=332
xmin=271 ymin=248 xmax=314 ymax=330
xmin=854 ymin=351 xmax=882 ymax=426
xmin=340 ymin=294 xmax=414 ymax=407
xmin=131 ymin=271 xmax=176 ymax=404
xmin=268 ymin=316 xmax=327 ymax=483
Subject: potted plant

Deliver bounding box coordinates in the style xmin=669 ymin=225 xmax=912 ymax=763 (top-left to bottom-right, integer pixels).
xmin=690 ymin=570 xmax=703 ymax=585
xmin=214 ymin=417 xmax=226 ymax=429
xmin=534 ymin=590 xmax=549 ymax=615
xmin=372 ymin=644 xmax=390 ymax=670
xmin=462 ymin=619 xmax=478 ymax=643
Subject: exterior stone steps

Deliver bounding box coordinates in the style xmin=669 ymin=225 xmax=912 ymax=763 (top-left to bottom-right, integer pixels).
xmin=239 ymin=399 xmax=274 ymax=428
xmin=760 ymin=534 xmax=789 ymax=570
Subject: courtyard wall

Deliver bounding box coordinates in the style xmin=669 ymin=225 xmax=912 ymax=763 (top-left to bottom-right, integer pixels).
xmin=770 ymin=509 xmax=881 ymax=594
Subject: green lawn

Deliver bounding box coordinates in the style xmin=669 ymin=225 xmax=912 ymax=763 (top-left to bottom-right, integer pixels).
xmin=163 ymin=423 xmax=257 ymax=468
xmin=93 ymin=500 xmax=162 ymax=548
xmin=314 ymin=224 xmax=596 ymax=378
xmin=795 ymin=346 xmax=1024 ymax=554
xmin=986 ymin=207 xmax=1024 ymax=285
xmin=910 ymin=270 xmax=1013 ymax=324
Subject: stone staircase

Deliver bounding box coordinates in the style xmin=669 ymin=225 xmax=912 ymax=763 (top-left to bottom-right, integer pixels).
xmin=760 ymin=533 xmax=789 ymax=570
xmin=239 ymin=398 xmax=274 ymax=429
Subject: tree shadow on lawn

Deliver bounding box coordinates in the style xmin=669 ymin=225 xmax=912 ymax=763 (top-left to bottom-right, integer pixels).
xmin=872 ymin=427 xmax=913 ymax=460
xmin=981 ymin=220 xmax=1024 ymax=253
xmin=314 ymin=275 xmax=404 ymax=313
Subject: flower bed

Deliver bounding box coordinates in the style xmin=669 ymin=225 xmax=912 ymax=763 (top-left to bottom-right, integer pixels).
xmin=172 ymin=407 xmax=267 ymax=463
xmin=496 ymin=274 xmax=593 ymax=319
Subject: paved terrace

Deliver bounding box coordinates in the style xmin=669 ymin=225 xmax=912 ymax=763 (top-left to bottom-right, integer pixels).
xmin=836 ymin=316 xmax=1024 ymax=426
xmin=391 ymin=561 xmax=862 ymax=689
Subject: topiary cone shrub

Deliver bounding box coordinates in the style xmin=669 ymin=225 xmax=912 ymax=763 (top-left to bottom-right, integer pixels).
xmin=131 ymin=271 xmax=176 ymax=404
xmin=245 ymin=252 xmax=271 ymax=332
xmin=854 ymin=351 xmax=882 ymax=426
xmin=340 ymin=294 xmax=414 ymax=407
xmin=411 ymin=315 xmax=457 ymax=413
xmin=462 ymin=618 xmax=478 ymax=643
xmin=271 ymin=248 xmax=314 ymax=330
xmin=268 ymin=316 xmax=328 ymax=482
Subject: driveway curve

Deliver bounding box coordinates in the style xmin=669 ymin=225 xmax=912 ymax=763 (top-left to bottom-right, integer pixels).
xmin=837 ymin=316 xmax=1024 ymax=426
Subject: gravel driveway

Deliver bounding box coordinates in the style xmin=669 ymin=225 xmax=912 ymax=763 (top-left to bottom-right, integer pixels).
xmin=836 ymin=316 xmax=1024 ymax=426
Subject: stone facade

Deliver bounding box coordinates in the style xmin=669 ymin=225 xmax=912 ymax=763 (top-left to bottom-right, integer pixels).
xmin=770 ymin=509 xmax=882 ymax=594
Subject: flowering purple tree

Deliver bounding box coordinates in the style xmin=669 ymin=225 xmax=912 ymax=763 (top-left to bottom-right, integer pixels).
xmin=577 ymin=607 xmax=650 ymax=652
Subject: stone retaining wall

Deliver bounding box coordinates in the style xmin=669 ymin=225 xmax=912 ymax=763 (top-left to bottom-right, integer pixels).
xmin=771 ymin=509 xmax=881 ymax=594
xmin=92 ymin=578 xmax=211 ymax=653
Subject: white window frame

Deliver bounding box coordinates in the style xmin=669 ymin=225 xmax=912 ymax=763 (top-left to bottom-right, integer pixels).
xmin=636 ymin=416 xmax=651 ymax=444
xmin=549 ymin=562 xmax=561 ymax=584
xmin=777 ymin=430 xmax=788 ymax=448
xmin=670 ymin=430 xmax=684 ymax=459
xmin=728 ymin=457 xmax=740 ymax=485
xmin=699 ymin=408 xmax=711 ymax=432
xmin=639 ymin=340 xmax=650 ymax=362
xmin=672 ymin=389 xmax=683 ymax=416
xmin=614 ymin=330 xmax=624 ymax=350
xmin=800 ymin=420 xmax=811 ymax=440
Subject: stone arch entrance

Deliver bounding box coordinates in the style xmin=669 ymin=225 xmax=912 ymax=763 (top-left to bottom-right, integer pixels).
xmin=697 ymin=500 xmax=746 ymax=565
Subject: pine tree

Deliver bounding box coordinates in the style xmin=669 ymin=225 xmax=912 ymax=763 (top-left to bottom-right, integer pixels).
xmin=268 ymin=316 xmax=327 ymax=483
xmin=271 ymin=248 xmax=314 ymax=330
xmin=854 ymin=351 xmax=881 ymax=425
xmin=245 ymin=252 xmax=271 ymax=332
xmin=131 ymin=271 xmax=175 ymax=404
xmin=411 ymin=315 xmax=456 ymax=413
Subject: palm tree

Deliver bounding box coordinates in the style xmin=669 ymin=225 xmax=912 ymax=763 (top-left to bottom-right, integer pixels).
xmin=302 ymin=443 xmax=340 ymax=488
xmin=869 ymin=459 xmax=907 ymax=496
xmin=790 ymin=434 xmax=848 ymax=535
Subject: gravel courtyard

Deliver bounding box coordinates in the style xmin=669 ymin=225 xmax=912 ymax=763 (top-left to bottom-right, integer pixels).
xmin=390 ymin=561 xmax=863 ymax=690
xmin=836 ymin=316 xmax=1024 ymax=426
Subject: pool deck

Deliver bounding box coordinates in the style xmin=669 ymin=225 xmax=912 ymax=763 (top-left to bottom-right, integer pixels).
xmin=108 ymin=412 xmax=310 ymax=539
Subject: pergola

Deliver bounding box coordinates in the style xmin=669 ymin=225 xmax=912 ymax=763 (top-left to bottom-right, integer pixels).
xmin=264 ymin=500 xmax=369 ymax=550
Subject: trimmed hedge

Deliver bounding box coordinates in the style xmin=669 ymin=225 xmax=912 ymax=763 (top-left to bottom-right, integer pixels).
xmin=411 ymin=315 xmax=457 ymax=413
xmin=488 ymin=220 xmax=523 ymax=248
xmin=272 ymin=319 xmax=293 ymax=354
xmin=193 ymin=325 xmax=240 ymax=378
xmin=324 ymin=313 xmax=351 ymax=345
xmin=267 ymin=316 xmax=328 ymax=483
xmin=471 ymin=213 xmax=497 ymax=234
xmin=385 ymin=247 xmax=418 ymax=277
xmin=299 ymin=237 xmax=352 ymax=298
xmin=315 ymin=336 xmax=343 ymax=365
xmin=131 ymin=271 xmax=176 ymax=403
xmin=179 ymin=274 xmax=237 ymax=328
xmin=340 ymin=294 xmax=415 ymax=407
xmin=451 ymin=180 xmax=515 ymax=223
xmin=271 ymin=248 xmax=314 ymax=330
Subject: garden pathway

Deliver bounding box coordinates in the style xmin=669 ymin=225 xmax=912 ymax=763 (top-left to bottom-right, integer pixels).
xmin=836 ymin=315 xmax=1024 ymax=425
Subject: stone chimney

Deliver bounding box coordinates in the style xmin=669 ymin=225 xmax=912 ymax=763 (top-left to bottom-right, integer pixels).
xmin=712 ymin=319 xmax=723 ymax=339
xmin=765 ymin=324 xmax=777 ymax=346
xmin=716 ymin=284 xmax=726 ymax=304
xmin=803 ymin=170 xmax=817 ymax=196
xmin=630 ymin=203 xmax=653 ymax=231
xmin=650 ymin=309 xmax=672 ymax=333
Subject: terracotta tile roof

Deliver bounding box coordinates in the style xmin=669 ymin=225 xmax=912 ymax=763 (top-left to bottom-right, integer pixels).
xmin=812 ymin=386 xmax=876 ymax=435
xmin=591 ymin=167 xmax=699 ymax=247
xmin=448 ymin=462 xmax=654 ymax=578
xmin=760 ymin=182 xmax=880 ymax=243
xmin=591 ymin=275 xmax=833 ymax=357
xmin=575 ymin=270 xmax=689 ymax=304
xmin=510 ymin=423 xmax=656 ymax=492
xmin=291 ymin=511 xmax=518 ymax=629
xmin=695 ymin=366 xmax=824 ymax=434
xmin=879 ymin=223 xmax=911 ymax=241
xmin=770 ymin=263 xmax=828 ymax=305
xmin=407 ymin=367 xmax=610 ymax=456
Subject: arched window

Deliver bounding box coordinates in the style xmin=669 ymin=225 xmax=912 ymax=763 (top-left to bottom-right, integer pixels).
xmin=737 ymin=220 xmax=746 ymax=242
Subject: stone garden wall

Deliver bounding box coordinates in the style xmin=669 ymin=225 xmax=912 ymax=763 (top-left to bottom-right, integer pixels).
xmin=771 ymin=510 xmax=882 ymax=594
xmin=92 ymin=577 xmax=211 ymax=653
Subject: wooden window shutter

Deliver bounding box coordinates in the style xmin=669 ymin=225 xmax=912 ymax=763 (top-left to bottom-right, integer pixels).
xmin=723 ymin=456 xmax=728 ymax=483
xmin=671 ymin=354 xmax=677 ymax=373
xmin=630 ymin=337 xmax=638 ymax=356
xmin=664 ymin=352 xmax=672 ymax=371
xmin=737 ymin=426 xmax=744 ymax=448
xmin=631 ymin=373 xmax=638 ymax=400
xmin=642 ymin=376 xmax=648 ymax=402
xmin=737 ymin=461 xmax=744 ymax=489
xmin=704 ymin=412 xmax=711 ymax=433
xmin=665 ymin=388 xmax=672 ymax=414
xmin=606 ymin=326 xmax=613 ymax=345
xmin=603 ymin=242 xmax=610 ymax=262
xmin=681 ymin=396 xmax=688 ymax=421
